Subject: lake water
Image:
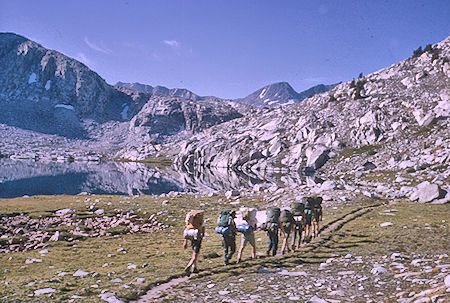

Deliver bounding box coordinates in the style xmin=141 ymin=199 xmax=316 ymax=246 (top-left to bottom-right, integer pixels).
xmin=0 ymin=159 xmax=318 ymax=198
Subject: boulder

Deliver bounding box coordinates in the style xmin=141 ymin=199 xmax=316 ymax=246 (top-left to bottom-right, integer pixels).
xmin=411 ymin=181 xmax=442 ymax=203
xmin=305 ymin=145 xmax=329 ymax=169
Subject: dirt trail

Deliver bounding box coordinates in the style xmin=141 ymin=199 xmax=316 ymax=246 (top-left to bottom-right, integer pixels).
xmin=133 ymin=204 xmax=381 ymax=302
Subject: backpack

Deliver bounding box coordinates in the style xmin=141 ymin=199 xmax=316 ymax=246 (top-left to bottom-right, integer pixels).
xmin=239 ymin=207 xmax=257 ymax=226
xmin=218 ymin=210 xmax=233 ymax=227
xmin=236 ymin=224 xmax=253 ymax=233
xmin=184 ymin=228 xmax=201 ymax=240
xmin=280 ymin=209 xmax=294 ymax=223
xmin=266 ymin=207 xmax=281 ymax=223
xmin=186 ymin=210 xmax=204 ymax=230
xmin=303 ymin=197 xmax=314 ymax=210
xmin=312 ymin=197 xmax=323 ymax=209
xmin=215 ymin=226 xmax=231 ymax=235
xmin=291 ymin=202 xmax=305 ymax=216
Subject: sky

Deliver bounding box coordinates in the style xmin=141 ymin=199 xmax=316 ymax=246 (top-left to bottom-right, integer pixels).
xmin=0 ymin=0 xmax=449 ymax=99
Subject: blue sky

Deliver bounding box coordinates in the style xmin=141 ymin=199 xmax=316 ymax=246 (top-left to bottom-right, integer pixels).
xmin=1 ymin=0 xmax=449 ymax=99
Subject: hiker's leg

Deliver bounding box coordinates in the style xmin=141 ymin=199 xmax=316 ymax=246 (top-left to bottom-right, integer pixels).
xmin=222 ymin=236 xmax=229 ymax=264
xmin=267 ymin=231 xmax=274 ymax=256
xmin=297 ymin=225 xmax=303 ymax=249
xmin=237 ymin=235 xmax=245 ymax=263
xmin=291 ymin=226 xmax=297 ymax=250
xmin=272 ymin=229 xmax=279 ymax=256
xmin=249 ymin=232 xmax=256 ymax=259
xmin=228 ymin=236 xmax=236 ymax=261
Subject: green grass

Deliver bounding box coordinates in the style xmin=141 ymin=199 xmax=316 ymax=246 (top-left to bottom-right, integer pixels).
xmin=0 ymin=193 xmax=276 ymax=302
xmin=1 ymin=194 xmax=448 ymax=302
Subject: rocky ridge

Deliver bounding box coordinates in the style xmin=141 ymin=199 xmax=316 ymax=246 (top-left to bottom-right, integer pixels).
xmin=0 ymin=33 xmax=244 ymax=158
xmin=234 ymin=82 xmax=336 ymax=107
xmin=172 ymin=36 xmax=450 ymax=202
xmin=116 ymin=81 xmax=204 ymax=101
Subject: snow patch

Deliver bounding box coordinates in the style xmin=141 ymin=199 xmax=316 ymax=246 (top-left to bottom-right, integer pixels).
xmin=28 ymin=73 xmax=37 ymax=84
xmin=121 ymin=105 xmax=129 ymax=120
xmin=55 ymin=104 xmax=74 ymax=110
xmin=259 ymin=88 xmax=267 ymax=99
xmin=263 ymin=98 xmax=270 ymax=103
xmin=280 ymin=100 xmax=296 ymax=106
xmin=45 ymin=80 xmax=51 ymax=90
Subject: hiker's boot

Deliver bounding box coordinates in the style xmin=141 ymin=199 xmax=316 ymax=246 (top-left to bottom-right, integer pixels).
xmin=184 ymin=265 xmax=191 ymax=275
xmin=192 ymin=266 xmax=199 ymax=274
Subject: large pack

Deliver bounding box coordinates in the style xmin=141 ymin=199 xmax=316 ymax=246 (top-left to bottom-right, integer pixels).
xmin=239 ymin=207 xmax=257 ymax=226
xmin=217 ymin=209 xmax=233 ymax=227
xmin=280 ymin=209 xmax=295 ymax=223
xmin=185 ymin=210 xmax=204 ymax=230
xmin=312 ymin=196 xmax=323 ymax=209
xmin=184 ymin=228 xmax=201 ymax=240
xmin=236 ymin=224 xmax=253 ymax=233
xmin=291 ymin=202 xmax=305 ymax=216
xmin=302 ymin=197 xmax=315 ymax=210
xmin=266 ymin=206 xmax=281 ymax=223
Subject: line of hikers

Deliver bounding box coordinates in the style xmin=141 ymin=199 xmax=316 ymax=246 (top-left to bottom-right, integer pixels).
xmin=183 ymin=196 xmax=323 ymax=274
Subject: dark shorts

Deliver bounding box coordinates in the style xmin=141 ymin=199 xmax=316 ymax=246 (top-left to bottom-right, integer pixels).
xmin=313 ymin=208 xmax=322 ymax=222
xmin=281 ymin=222 xmax=293 ymax=235
xmin=304 ymin=209 xmax=313 ymax=226
xmin=190 ymin=238 xmax=202 ymax=253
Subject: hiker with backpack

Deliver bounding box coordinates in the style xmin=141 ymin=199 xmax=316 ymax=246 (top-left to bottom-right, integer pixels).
xmin=264 ymin=206 xmax=281 ymax=256
xmin=236 ymin=207 xmax=258 ymax=263
xmin=279 ymin=208 xmax=295 ymax=255
xmin=183 ymin=210 xmax=205 ymax=274
xmin=312 ymin=196 xmax=323 ymax=238
xmin=215 ymin=210 xmax=237 ymax=265
xmin=290 ymin=200 xmax=305 ymax=250
xmin=302 ymin=197 xmax=314 ymax=243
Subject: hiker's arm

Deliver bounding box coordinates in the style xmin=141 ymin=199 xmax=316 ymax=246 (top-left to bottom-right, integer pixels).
xmin=183 ymin=239 xmax=187 ymax=249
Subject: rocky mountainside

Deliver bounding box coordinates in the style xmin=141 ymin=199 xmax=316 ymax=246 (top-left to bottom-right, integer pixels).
xmin=0 ymin=33 xmax=136 ymax=138
xmin=0 ymin=33 xmax=243 ymax=156
xmin=234 ymin=82 xmax=336 ymax=107
xmin=172 ymin=36 xmax=450 ymax=201
xmin=116 ymin=81 xmax=203 ymax=101
xmin=117 ymin=80 xmax=336 ymax=108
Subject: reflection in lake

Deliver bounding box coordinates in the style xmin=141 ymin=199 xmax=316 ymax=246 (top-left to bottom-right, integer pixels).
xmin=0 ymin=159 xmax=320 ymax=198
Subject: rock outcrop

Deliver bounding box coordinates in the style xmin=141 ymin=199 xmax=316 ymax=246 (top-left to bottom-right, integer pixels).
xmin=0 ymin=33 xmax=134 ymax=138
xmin=234 ymin=82 xmax=336 ymax=107
xmin=172 ymin=36 xmax=450 ymax=200
xmin=0 ymin=33 xmax=245 ymax=157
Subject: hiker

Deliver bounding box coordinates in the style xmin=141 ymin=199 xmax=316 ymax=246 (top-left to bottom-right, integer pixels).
xmin=302 ymin=197 xmax=314 ymax=243
xmin=183 ymin=210 xmax=205 ymax=274
xmin=215 ymin=210 xmax=237 ymax=265
xmin=265 ymin=206 xmax=281 ymax=256
xmin=236 ymin=207 xmax=257 ymax=263
xmin=290 ymin=200 xmax=305 ymax=250
xmin=279 ymin=209 xmax=295 ymax=255
xmin=312 ymin=196 xmax=323 ymax=238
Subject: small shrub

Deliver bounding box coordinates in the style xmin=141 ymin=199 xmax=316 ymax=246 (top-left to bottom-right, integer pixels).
xmin=354 ymin=79 xmax=366 ymax=100
xmin=328 ymin=94 xmax=337 ymax=102
xmin=443 ymin=57 xmax=449 ymax=63
xmin=368 ymin=150 xmax=377 ymax=156
xmin=423 ymin=44 xmax=432 ymax=52
xmin=406 ymin=168 xmax=416 ymax=173
xmin=350 ymin=79 xmax=356 ymax=88
xmin=431 ymin=53 xmax=439 ymax=62
xmin=412 ymin=46 xmax=423 ymax=58
xmin=418 ymin=163 xmax=431 ymax=170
